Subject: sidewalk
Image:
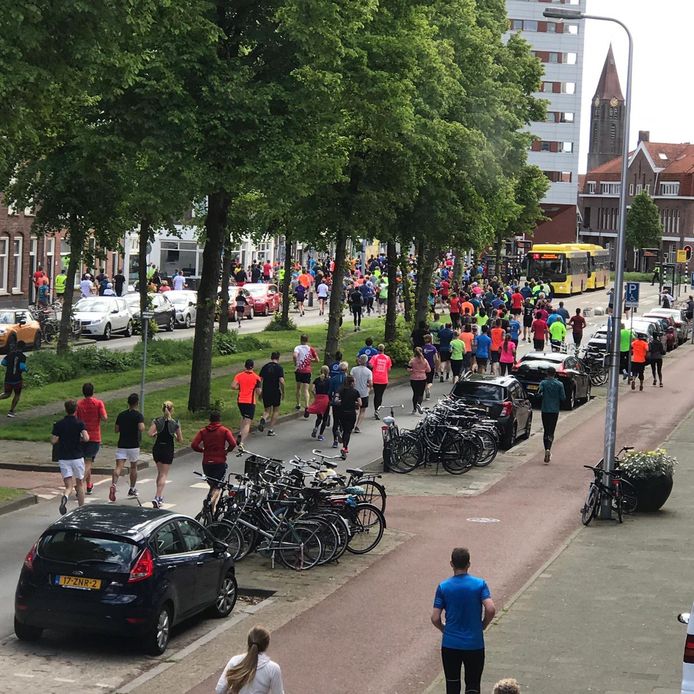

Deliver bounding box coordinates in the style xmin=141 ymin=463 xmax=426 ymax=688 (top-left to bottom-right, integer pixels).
xmin=425 ymin=413 xmax=694 ymax=693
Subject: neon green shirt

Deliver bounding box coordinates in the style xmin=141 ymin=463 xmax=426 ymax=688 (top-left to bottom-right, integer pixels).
xmin=450 ymin=338 xmax=466 ymax=361
xmin=619 ymin=328 xmax=633 ymax=352
xmin=548 ymin=321 xmax=566 ymax=341
xmin=476 ymin=314 xmax=489 ymax=329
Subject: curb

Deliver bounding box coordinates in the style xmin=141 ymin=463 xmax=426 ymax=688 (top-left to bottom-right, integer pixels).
xmin=0 ymin=493 xmax=38 ymax=516
xmin=0 ymin=460 xmax=151 ymax=475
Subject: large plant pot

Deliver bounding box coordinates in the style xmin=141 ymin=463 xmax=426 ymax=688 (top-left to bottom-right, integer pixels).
xmin=622 ymin=473 xmax=673 ymax=512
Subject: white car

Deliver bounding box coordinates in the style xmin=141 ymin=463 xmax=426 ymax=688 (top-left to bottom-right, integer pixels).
xmin=644 ymin=308 xmax=690 ymax=344
xmin=166 ymin=290 xmax=197 ymax=328
xmin=678 ymin=608 xmax=694 ymax=692
xmin=73 ymin=297 xmax=133 ymax=340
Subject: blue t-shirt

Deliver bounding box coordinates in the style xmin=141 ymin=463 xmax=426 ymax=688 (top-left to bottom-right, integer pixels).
xmin=537 ymin=377 xmax=565 ymax=413
xmin=546 ymin=313 xmax=564 ymax=327
xmin=438 ymin=328 xmax=454 ymax=351
xmin=433 ymin=573 xmax=491 ymax=650
xmin=508 ymin=319 xmax=521 ymax=341
xmin=358 ymin=345 xmax=379 ymax=360
xmin=475 ymin=334 xmax=491 ymax=359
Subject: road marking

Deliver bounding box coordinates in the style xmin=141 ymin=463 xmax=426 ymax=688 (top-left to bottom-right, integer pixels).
xmin=54 ymin=677 xmax=76 ymax=683
xmin=93 ymin=478 xmax=110 ymax=486
xmin=138 ymin=478 xmax=153 ymax=484
xmin=13 ymin=673 xmax=35 ymax=678
xmin=160 ymin=502 xmax=176 ymax=509
xmin=190 ymin=482 xmax=209 ymax=489
xmin=36 ymin=494 xmax=55 ymax=500
xmin=466 ymin=517 xmax=501 ymax=524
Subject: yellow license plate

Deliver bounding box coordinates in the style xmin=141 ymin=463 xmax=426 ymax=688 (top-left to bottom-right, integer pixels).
xmin=526 ymin=384 xmax=539 ymax=391
xmin=55 ymin=575 xmax=101 ymax=590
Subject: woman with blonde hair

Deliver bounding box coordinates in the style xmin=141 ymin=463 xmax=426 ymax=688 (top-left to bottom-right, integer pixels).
xmin=407 ymin=346 xmax=431 ymax=414
xmin=493 ymin=678 xmax=520 ymax=694
xmin=148 ymin=401 xmax=182 ymax=508
xmin=215 ymin=625 xmax=284 ymax=694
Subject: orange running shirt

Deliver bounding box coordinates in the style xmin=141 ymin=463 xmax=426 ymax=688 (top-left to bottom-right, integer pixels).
xmin=631 ymin=340 xmax=649 ymax=364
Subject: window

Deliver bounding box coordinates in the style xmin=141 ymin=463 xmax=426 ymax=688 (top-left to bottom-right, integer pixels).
xmin=548 ymin=52 xmax=559 ymax=63
xmin=601 ymin=182 xmax=621 ymax=195
xmin=524 ymin=20 xmax=538 ymax=31
xmin=636 ymin=184 xmax=642 ymax=194
xmin=46 ymin=237 xmax=55 ymax=274
xmin=562 ymin=82 xmax=576 ymax=95
xmin=29 ymin=236 xmax=37 ymax=292
xmin=561 ymin=142 xmax=574 ymax=153
xmin=660 ymin=182 xmax=680 ymax=196
xmin=511 ymin=19 xmax=523 ymax=30
xmin=0 ymin=236 xmax=7 ymax=291
xmin=645 ymin=184 xmax=650 ymax=194
xmin=12 ymin=236 xmax=22 ymax=292
xmin=546 ymin=22 xmax=558 ymax=33
xmin=586 ymin=181 xmax=596 ymax=194
xmin=629 ymin=184 xmax=634 ymax=196
xmin=177 ymin=519 xmax=211 ymax=552
xmin=153 ymin=523 xmax=184 ymax=556
xmin=567 ymin=23 xmax=579 ymax=34
xmin=561 ymin=112 xmax=575 ymax=123
xmin=658 ymin=152 xmax=668 ymax=161
xmin=566 ymin=52 xmax=577 ymax=65
xmin=540 ymin=141 xmax=552 ymax=152
xmin=542 ymin=82 xmax=554 ymax=93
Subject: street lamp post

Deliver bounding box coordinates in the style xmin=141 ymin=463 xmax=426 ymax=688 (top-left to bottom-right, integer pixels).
xmin=543 ymin=8 xmax=633 ymax=520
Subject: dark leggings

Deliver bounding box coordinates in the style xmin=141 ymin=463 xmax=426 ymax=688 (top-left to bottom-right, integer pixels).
xmin=650 ymin=359 xmax=663 ymax=382
xmin=373 ymin=383 xmax=388 ymax=412
xmin=338 ymin=411 xmax=356 ymax=448
xmin=315 ymin=411 xmax=329 ymax=435
xmin=499 ymin=362 xmax=512 ymax=375
xmin=541 ymin=411 xmax=559 ymax=451
xmin=441 ymin=647 xmax=485 ymax=694
xmin=410 ymin=380 xmax=426 ymax=409
xmin=352 ymin=307 xmax=362 ymax=326
xmin=332 ymin=405 xmax=341 ymax=441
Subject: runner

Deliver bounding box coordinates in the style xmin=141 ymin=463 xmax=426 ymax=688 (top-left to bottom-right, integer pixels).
xmin=334 ymin=375 xmax=361 ymax=458
xmin=349 ymin=284 xmax=363 ymax=331
xmin=629 ymin=333 xmax=649 ymax=391
xmin=191 ymin=411 xmax=237 ymax=513
xmin=449 ymin=293 xmax=461 ymax=330
xmin=308 ymin=366 xmax=331 ymax=441
xmin=522 ymin=298 xmax=534 ymax=342
xmin=438 ymin=322 xmax=455 ymax=382
xmin=499 ymin=335 xmax=516 ymax=376
xmin=537 ymin=366 xmax=565 ymax=464
xmin=232 ymin=359 xmax=262 ymax=443
xmin=350 ymin=354 xmax=372 ymax=432
xmin=148 ymin=401 xmax=183 ymax=508
xmin=109 ymin=393 xmax=145 ymax=502
xmin=330 ymin=361 xmax=348 ymax=448
xmin=54 ymin=268 xmax=68 ymax=303
xmin=294 ymin=282 xmax=306 ymax=317
xmin=316 ymin=277 xmax=329 ymax=316
xmin=548 ymin=317 xmax=567 ymax=352
xmin=0 ymin=340 xmax=27 ymax=417
xmin=293 ymin=334 xmax=319 ymax=411
xmin=460 ymin=325 xmax=475 ymax=374
xmin=531 ymin=312 xmax=549 ymax=352
xmin=474 ymin=326 xmax=491 ymax=375
xmin=449 ymin=330 xmax=466 ymax=382
xmin=407 ymin=347 xmax=431 ymax=415
xmin=431 ymin=547 xmax=496 ymax=694
xmin=234 ymin=289 xmax=248 ymax=328
xmin=75 ymin=383 xmax=107 ymax=495
xmin=357 ymin=336 xmax=379 ymax=361
xmin=370 ymin=344 xmax=392 ymax=419
xmin=568 ymin=308 xmax=586 ymax=349
xmin=51 ymin=399 xmax=89 ymax=515
xmin=648 ymin=333 xmax=665 ymax=387
xmin=489 ymin=319 xmax=505 ymax=375
xmin=422 ymin=334 xmax=440 ymax=401
xmin=619 ymin=322 xmax=632 ymax=380
xmin=258 ymin=352 xmax=285 ymax=437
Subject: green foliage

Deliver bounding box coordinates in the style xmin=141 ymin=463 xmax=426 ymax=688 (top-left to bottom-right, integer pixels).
xmin=213 ymin=331 xmax=239 ymax=356
xmin=264 ymin=314 xmax=298 ymax=332
xmin=626 ymin=192 xmax=663 ymax=250
xmin=384 ymin=318 xmax=414 ymax=367
xmin=619 ymin=448 xmax=677 ymax=480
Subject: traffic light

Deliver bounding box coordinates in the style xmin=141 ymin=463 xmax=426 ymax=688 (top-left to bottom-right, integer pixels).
xmin=685 ymin=245 xmax=692 ymax=261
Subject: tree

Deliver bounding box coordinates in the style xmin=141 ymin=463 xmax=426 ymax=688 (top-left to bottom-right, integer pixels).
xmin=627 ymin=191 xmax=662 ymax=250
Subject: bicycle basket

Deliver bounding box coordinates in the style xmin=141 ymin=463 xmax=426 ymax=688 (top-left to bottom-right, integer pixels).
xmin=244 ymin=455 xmax=283 ymax=481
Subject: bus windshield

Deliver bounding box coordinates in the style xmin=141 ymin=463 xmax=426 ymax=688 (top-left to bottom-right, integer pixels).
xmin=527 ymin=254 xmax=566 ymax=281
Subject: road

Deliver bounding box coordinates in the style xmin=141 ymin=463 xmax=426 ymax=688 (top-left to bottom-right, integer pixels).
xmin=0 ymin=282 xmax=672 ymax=693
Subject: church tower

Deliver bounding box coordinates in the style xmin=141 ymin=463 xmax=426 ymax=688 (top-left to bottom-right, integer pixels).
xmin=587 ymin=45 xmax=625 ymax=171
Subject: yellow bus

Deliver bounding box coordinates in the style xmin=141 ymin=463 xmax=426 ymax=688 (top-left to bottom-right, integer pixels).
xmin=526 ymin=244 xmax=589 ymax=295
xmin=572 ymin=243 xmax=610 ymax=290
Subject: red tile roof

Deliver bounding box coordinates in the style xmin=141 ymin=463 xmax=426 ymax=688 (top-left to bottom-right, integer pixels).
xmin=586 ymin=142 xmax=694 ymax=177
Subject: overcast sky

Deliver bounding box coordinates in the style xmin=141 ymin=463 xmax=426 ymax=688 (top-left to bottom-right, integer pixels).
xmin=579 ymin=0 xmax=694 ymax=172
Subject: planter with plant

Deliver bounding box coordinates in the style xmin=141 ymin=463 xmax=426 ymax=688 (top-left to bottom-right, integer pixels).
xmin=617 ymin=448 xmax=676 ymax=512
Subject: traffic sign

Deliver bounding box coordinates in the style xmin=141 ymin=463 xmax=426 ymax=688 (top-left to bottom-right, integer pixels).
xmin=142 ymin=311 xmax=155 ymax=319
xmin=624 ymin=282 xmax=640 ymax=308
xmin=677 ymin=249 xmax=688 ymax=263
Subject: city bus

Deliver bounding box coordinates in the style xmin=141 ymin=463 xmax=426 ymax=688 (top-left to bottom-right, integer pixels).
xmin=573 ymin=243 xmax=610 ymax=290
xmin=526 ymin=244 xmax=589 ymax=295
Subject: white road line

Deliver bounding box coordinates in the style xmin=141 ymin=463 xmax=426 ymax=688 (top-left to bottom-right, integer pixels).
xmin=93 ymin=478 xmax=110 ymax=486
xmin=53 ymin=677 xmax=76 ymax=683
xmin=160 ymin=502 xmax=176 ymax=509
xmin=138 ymin=478 xmax=153 ymax=483
xmin=13 ymin=673 xmax=35 ymax=678
xmin=190 ymin=482 xmax=208 ymax=489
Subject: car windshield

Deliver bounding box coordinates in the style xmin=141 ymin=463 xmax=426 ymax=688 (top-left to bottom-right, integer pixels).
xmin=520 ymin=355 xmax=564 ymax=365
xmin=124 ymin=295 xmax=140 ymax=307
xmin=452 ymin=382 xmax=504 ymax=401
xmin=39 ymin=530 xmax=138 ymax=570
xmin=74 ymin=300 xmax=115 ymax=313
xmin=243 ymin=285 xmax=266 ymax=296
xmin=0 ymin=311 xmax=15 ymax=324
xmin=167 ymin=293 xmax=191 ymax=306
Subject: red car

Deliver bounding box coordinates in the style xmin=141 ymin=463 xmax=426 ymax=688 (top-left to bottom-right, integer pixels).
xmin=227 ymin=283 xmax=281 ymax=319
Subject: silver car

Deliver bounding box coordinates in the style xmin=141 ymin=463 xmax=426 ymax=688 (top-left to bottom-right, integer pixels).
xmin=166 ymin=290 xmax=197 ymax=328
xmin=73 ymin=297 xmax=133 ymax=340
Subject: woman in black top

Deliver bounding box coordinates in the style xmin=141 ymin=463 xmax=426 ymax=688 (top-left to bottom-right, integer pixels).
xmin=148 ymin=401 xmax=183 ymax=508
xmin=307 ymin=366 xmax=331 ymax=441
xmin=334 ymin=375 xmax=361 ymax=458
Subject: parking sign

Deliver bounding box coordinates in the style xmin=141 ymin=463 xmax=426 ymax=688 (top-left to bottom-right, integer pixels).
xmin=624 ymin=282 xmax=640 ymax=308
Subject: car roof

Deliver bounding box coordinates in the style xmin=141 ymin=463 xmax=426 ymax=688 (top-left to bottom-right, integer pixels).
xmin=460 ymin=374 xmax=517 ymax=387
xmin=45 ymin=504 xmax=178 ymax=541
xmin=520 ymin=351 xmax=566 ymax=362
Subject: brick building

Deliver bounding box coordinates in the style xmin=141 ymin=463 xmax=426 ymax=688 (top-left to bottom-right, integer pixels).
xmin=578 ymin=133 xmax=694 ymax=270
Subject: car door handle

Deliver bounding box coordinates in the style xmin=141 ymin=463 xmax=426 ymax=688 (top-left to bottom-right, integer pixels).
xmin=167 ymin=565 xmax=177 ymax=571
xmin=196 ymin=561 xmax=205 ymax=566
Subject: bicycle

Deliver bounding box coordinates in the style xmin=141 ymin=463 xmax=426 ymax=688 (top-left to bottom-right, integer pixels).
xmin=581 ymin=447 xmax=638 ymax=525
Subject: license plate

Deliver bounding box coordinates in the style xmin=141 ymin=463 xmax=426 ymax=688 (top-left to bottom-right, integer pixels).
xmin=55 ymin=575 xmax=102 ymax=590
xmin=526 ymin=384 xmax=539 ymax=391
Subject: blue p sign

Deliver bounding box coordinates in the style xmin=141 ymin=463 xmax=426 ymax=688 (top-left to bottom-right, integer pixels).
xmin=625 ymin=282 xmax=640 ymax=307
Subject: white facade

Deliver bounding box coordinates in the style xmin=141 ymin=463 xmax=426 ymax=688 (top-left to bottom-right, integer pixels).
xmin=505 ymin=0 xmax=587 ymax=206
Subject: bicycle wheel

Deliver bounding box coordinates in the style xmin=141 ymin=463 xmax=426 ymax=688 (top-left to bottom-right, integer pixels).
xmin=471 ymin=429 xmax=498 ymax=467
xmin=303 ymin=516 xmax=340 ymax=565
xmin=581 ymin=484 xmax=600 ymax=526
xmin=440 ymin=438 xmax=474 ymax=475
xmin=195 ymin=506 xmax=213 ymax=528
xmin=346 ymin=503 xmax=385 ymax=555
xmin=318 ymin=511 xmax=351 ymax=561
xmin=354 ymin=480 xmax=387 ymax=513
xmin=388 ymin=433 xmax=421 ymax=474
xmin=277 ymin=523 xmax=323 ymax=570
xmin=619 ymin=479 xmax=638 ymax=514
xmin=207 ymin=521 xmax=244 ymax=560
xmin=590 ymin=369 xmax=609 ymax=387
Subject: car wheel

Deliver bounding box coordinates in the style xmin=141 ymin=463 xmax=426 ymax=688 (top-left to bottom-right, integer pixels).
xmin=524 ymin=414 xmax=532 ymax=439
xmin=33 ymin=332 xmax=42 ymax=351
xmin=144 ymin=603 xmax=172 ymax=655
xmin=124 ymin=321 xmax=133 ymax=338
xmin=211 ymin=571 xmax=238 ymax=618
xmin=14 ymin=617 xmax=42 ymax=642
xmin=501 ymin=422 xmax=516 ymax=450
xmin=103 ymin=323 xmax=112 ymax=341
xmin=184 ymin=314 xmax=191 ymax=329
xmin=563 ymin=385 xmax=575 ymax=410
xmin=167 ymin=316 xmax=175 ymax=332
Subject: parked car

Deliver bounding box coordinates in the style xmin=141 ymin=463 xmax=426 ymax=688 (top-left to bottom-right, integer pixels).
xmin=636 ymin=314 xmax=677 ymax=351
xmin=450 ymin=374 xmax=532 ymax=449
xmin=241 ymin=283 xmax=281 ymax=316
xmin=512 ymin=352 xmax=591 ymax=410
xmin=222 ymin=287 xmax=255 ymax=321
xmin=585 ymin=322 xmax=660 ymax=353
xmin=0 ymin=309 xmax=42 ymax=352
xmin=73 ymin=297 xmax=133 ymax=340
xmin=644 ymin=308 xmax=690 ymax=345
xmin=124 ymin=293 xmax=176 ymax=332
xmin=678 ymin=607 xmax=694 ymax=693
xmin=630 ymin=317 xmax=672 ymax=352
xmin=14 ymin=505 xmax=237 ymax=655
xmin=166 ymin=290 xmax=197 ymax=328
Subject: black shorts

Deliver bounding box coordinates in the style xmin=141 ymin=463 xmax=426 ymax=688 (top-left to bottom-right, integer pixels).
xmin=202 ymin=463 xmax=227 ymax=488
xmin=295 ymin=371 xmax=311 ymax=384
xmin=3 ymin=381 xmax=22 ymax=394
xmin=439 ymin=350 xmax=451 ymax=363
xmin=236 ymin=306 xmax=245 ymax=315
xmin=476 ymin=358 xmax=488 ymax=371
xmin=426 ymin=370 xmax=435 ymax=384
xmin=238 ymin=402 xmax=256 ymax=419
xmin=511 ymin=308 xmax=521 ymax=316
xmin=523 ymin=317 xmax=533 ymax=328
xmin=451 ymin=359 xmax=464 ymax=376
xmin=152 ymin=444 xmax=174 ymax=465
xmin=490 ymin=350 xmax=500 ymax=364
xmin=81 ymin=441 xmax=100 ymax=460
xmin=262 ymin=394 xmax=281 ymax=409
xmin=360 ymin=396 xmax=369 ymax=409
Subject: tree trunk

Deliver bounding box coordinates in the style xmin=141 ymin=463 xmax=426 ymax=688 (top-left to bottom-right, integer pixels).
xmin=324 ymin=227 xmax=346 ymax=363
xmin=280 ymin=235 xmax=292 ymax=325
xmin=452 ymin=246 xmax=465 ymax=288
xmin=188 ymin=191 xmax=229 ymax=412
xmin=57 ymin=224 xmax=83 ymax=356
xmin=414 ymin=240 xmax=434 ymax=327
xmin=384 ymin=239 xmax=398 ymax=342
xmin=218 ymin=235 xmax=232 ymax=334
xmin=401 ymin=246 xmax=412 ymax=324
xmin=138 ymin=218 xmax=150 ymax=342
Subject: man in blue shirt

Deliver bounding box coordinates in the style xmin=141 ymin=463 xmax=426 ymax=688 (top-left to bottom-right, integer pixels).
xmin=474 ymin=325 xmax=492 ymax=374
xmin=537 ymin=366 xmax=565 ymax=464
xmin=546 ymin=307 xmax=564 ymax=327
xmin=357 ymin=337 xmax=379 ymax=362
xmin=432 ymin=547 xmax=496 ymax=694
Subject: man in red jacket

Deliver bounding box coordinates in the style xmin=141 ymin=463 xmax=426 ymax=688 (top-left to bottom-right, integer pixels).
xmin=191 ymin=411 xmax=236 ymax=511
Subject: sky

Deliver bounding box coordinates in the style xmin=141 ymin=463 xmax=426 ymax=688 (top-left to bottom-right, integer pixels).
xmin=579 ymin=0 xmax=694 ymax=172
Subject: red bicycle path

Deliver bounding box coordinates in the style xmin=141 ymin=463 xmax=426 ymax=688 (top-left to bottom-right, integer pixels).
xmin=189 ymin=348 xmax=694 ymax=694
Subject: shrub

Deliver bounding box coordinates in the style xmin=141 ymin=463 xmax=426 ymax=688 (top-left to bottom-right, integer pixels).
xmin=213 ymin=331 xmax=239 ymax=356
xmin=618 ymin=448 xmax=677 ymax=480
xmin=135 ymin=339 xmax=193 ymax=365
xmin=238 ymin=335 xmax=271 ymax=352
xmin=264 ymin=314 xmax=296 ymax=332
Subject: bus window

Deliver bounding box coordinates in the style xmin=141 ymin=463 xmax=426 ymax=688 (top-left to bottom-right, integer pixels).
xmin=527 ymin=254 xmax=566 ymax=280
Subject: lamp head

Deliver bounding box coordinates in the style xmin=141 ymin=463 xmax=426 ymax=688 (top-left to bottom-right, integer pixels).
xmin=542 ymin=8 xmax=583 ymax=20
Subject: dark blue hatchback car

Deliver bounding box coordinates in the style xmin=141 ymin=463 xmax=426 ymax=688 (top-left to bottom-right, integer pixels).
xmin=15 ymin=505 xmax=236 ymax=654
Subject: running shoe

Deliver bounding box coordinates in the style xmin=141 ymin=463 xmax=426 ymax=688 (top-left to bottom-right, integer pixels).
xmin=258 ymin=417 xmax=266 ymax=432
xmin=128 ymin=487 xmax=138 ymax=497
xmin=86 ymin=484 xmax=93 ymax=496
xmin=631 ymin=380 xmax=635 ymax=390
xmin=59 ymin=495 xmax=68 ymax=515
xmin=303 ymin=408 xmax=310 ymax=419
xmin=311 ymin=427 xmax=318 ymax=438
xmin=109 ymin=484 xmax=116 ymax=502
xmin=416 ymin=404 xmax=423 ymax=414
xmin=267 ymin=429 xmax=276 ymax=436
xmin=341 ymin=448 xmax=348 ymax=459
xmin=152 ymin=498 xmax=160 ymax=509
xmin=374 ymin=411 xmax=380 ymax=420
xmin=317 ymin=435 xmax=325 ymax=441
xmin=295 ymin=405 xmax=301 ymax=410
xmin=354 ymin=426 xmax=361 ymax=434
xmin=544 ymin=450 xmax=551 ymax=464
xmin=6 ymin=411 xmax=16 ymax=418
xmin=332 ymin=440 xmax=339 ymax=448
xmin=439 ymin=375 xmax=444 ymax=383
